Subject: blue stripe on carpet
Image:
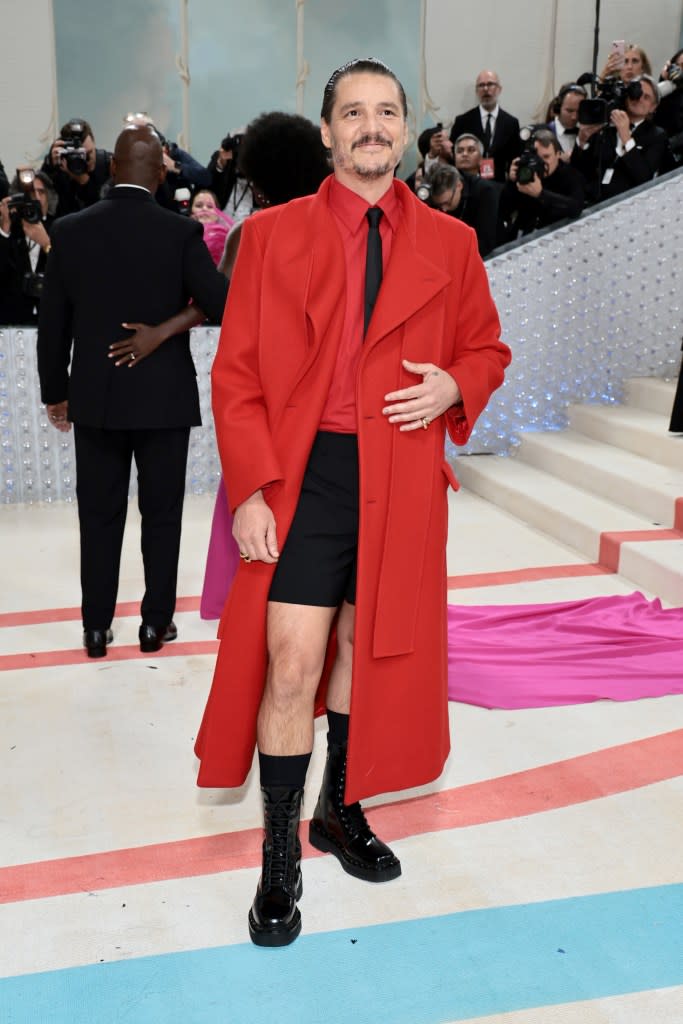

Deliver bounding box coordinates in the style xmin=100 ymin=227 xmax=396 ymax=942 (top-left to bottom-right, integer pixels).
xmin=2 ymin=884 xmax=681 ymax=1023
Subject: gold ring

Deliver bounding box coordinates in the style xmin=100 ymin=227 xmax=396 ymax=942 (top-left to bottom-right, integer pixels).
xmin=239 ymin=552 xmax=251 ymax=563
xmin=422 ymin=417 xmax=430 ymax=430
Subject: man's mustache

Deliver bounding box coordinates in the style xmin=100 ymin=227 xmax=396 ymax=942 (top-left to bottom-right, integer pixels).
xmin=352 ymin=134 xmax=391 ymax=149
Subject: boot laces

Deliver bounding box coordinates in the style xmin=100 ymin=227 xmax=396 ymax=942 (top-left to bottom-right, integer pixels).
xmin=264 ymin=794 xmax=300 ymax=889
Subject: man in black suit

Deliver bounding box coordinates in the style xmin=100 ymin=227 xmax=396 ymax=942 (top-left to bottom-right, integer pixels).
xmin=37 ymin=125 xmax=227 ymax=657
xmin=450 ymin=69 xmax=521 ymax=182
xmin=571 ymin=75 xmax=670 ymax=204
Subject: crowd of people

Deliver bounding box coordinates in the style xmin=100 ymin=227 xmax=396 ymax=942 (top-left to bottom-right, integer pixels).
xmin=1 ymin=41 xmax=682 ymax=326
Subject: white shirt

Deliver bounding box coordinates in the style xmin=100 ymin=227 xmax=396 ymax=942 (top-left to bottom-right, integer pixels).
xmin=552 ymin=116 xmax=577 ymax=154
xmin=478 ymin=105 xmax=499 ymax=139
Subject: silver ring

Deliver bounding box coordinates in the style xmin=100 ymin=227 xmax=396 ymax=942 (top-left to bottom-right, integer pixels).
xmin=129 ymin=352 xmax=136 ymax=361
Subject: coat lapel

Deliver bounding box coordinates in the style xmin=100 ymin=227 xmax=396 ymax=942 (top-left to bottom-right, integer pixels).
xmin=364 ymin=182 xmax=451 ymax=351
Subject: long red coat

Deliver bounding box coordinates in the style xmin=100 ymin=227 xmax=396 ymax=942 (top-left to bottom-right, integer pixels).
xmin=195 ymin=177 xmax=510 ymax=803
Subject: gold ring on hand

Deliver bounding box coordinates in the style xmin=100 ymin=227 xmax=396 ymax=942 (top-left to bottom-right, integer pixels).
xmin=421 ymin=417 xmax=430 ymax=430
xmin=240 ymin=552 xmax=251 ymax=563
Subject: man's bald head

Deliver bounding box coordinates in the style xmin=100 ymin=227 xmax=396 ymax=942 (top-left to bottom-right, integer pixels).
xmin=111 ymin=124 xmax=164 ymax=190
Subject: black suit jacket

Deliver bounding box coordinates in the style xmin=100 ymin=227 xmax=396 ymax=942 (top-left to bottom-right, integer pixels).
xmin=37 ymin=186 xmax=228 ymax=429
xmin=570 ymin=120 xmax=670 ymax=204
xmin=450 ymin=107 xmax=522 ymax=182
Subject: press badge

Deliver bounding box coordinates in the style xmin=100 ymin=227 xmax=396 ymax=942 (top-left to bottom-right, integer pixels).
xmin=480 ymin=158 xmax=495 ymax=179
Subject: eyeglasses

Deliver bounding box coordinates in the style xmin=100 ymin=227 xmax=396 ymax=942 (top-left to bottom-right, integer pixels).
xmin=476 ymin=81 xmax=500 ymax=89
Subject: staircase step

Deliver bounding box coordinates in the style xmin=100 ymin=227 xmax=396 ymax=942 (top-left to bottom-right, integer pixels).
xmin=517 ymin=430 xmax=681 ymax=528
xmin=454 ymin=456 xmax=683 ymax=605
xmin=568 ymin=404 xmax=682 ymax=469
xmin=623 ymin=377 xmax=677 ymax=416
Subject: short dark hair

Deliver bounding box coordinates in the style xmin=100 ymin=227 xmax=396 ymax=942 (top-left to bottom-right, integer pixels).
xmin=427 ymin=164 xmax=462 ymax=196
xmin=532 ymin=128 xmax=562 ymax=153
xmin=321 ymin=58 xmax=408 ymax=123
xmin=60 ymin=117 xmax=95 ymax=142
xmin=237 ymin=111 xmax=331 ymax=207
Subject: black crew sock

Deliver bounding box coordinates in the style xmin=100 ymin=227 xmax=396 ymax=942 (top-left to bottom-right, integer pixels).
xmin=258 ymin=751 xmax=311 ymax=789
xmin=326 ymin=709 xmax=349 ymax=747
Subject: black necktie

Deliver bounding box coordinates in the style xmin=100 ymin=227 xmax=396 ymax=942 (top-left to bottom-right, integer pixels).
xmin=483 ymin=113 xmax=493 ymax=155
xmin=364 ymin=207 xmax=383 ymax=335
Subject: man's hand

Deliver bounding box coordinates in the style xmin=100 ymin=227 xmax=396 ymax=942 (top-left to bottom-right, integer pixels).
xmin=233 ymin=490 xmax=279 ymax=563
xmin=517 ymin=173 xmax=543 ymax=198
xmin=577 ymin=122 xmax=603 ymax=147
xmin=383 ymin=359 xmax=461 ymax=432
xmin=610 ymin=108 xmax=632 ymax=145
xmin=108 ymin=322 xmax=164 ymax=367
xmin=49 ymin=139 xmax=65 ymax=168
xmin=0 ymin=197 xmax=11 ymax=235
xmin=23 ymin=220 xmax=50 ymax=251
xmin=508 ymin=157 xmax=520 ymax=182
xmin=46 ymin=401 xmax=71 ymax=433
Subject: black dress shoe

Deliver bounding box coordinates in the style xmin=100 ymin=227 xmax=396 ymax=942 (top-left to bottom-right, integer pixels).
xmin=138 ymin=621 xmax=178 ymax=653
xmin=309 ymin=741 xmax=401 ymax=883
xmin=82 ymin=628 xmax=113 ymax=659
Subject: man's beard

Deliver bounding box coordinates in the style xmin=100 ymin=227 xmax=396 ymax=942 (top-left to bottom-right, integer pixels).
xmin=333 ymin=135 xmax=398 ymax=179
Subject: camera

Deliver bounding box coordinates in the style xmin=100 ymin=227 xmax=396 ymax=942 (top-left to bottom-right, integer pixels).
xmin=577 ymin=76 xmax=643 ymax=125
xmin=59 ymin=119 xmax=89 ymax=176
xmin=221 ymin=133 xmax=244 ymax=157
xmin=7 ymin=167 xmax=42 ymax=227
xmin=22 ymin=271 xmax=45 ymax=299
xmin=416 ymin=182 xmax=431 ymax=202
xmin=516 ymin=127 xmax=546 ymax=184
xmin=665 ymin=58 xmax=683 ymax=89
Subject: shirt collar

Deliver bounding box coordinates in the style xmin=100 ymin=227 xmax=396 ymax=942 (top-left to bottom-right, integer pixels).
xmin=479 ymin=104 xmax=499 ymax=121
xmin=328 ymin=176 xmax=401 ymax=235
xmin=113 ymin=183 xmax=152 ymax=194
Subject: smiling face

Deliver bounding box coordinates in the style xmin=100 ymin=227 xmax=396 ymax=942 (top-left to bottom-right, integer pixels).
xmin=191 ymin=190 xmax=219 ymax=223
xmin=320 ymin=71 xmax=408 ymax=190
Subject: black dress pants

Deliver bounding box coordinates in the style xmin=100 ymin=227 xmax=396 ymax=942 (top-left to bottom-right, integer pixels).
xmin=74 ymin=425 xmax=190 ymax=630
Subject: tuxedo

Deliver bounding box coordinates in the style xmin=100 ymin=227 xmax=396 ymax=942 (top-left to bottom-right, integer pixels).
xmin=570 ymin=120 xmax=670 ymax=204
xmin=37 ymin=186 xmax=227 ymax=629
xmin=0 ymin=216 xmax=54 ymax=325
xmin=450 ymin=106 xmax=522 ymax=182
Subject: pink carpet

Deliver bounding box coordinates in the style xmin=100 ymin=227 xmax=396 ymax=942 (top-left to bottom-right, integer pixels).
xmin=448 ymin=592 xmax=683 ymax=708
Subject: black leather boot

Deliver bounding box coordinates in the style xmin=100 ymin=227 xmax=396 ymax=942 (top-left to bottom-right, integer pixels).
xmin=249 ymin=786 xmax=304 ymax=947
xmin=309 ymin=741 xmax=401 ymax=882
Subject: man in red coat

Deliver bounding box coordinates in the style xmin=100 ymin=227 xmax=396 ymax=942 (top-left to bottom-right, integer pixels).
xmin=195 ymin=59 xmax=511 ymax=947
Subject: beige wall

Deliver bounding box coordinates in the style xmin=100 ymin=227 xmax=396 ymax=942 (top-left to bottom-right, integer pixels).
xmin=1 ymin=0 xmax=57 ymax=177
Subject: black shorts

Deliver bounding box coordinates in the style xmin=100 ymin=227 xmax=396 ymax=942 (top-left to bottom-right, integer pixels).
xmin=268 ymin=431 xmax=358 ymax=607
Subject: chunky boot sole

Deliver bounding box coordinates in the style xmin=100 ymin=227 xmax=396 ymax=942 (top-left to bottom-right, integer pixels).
xmin=308 ymin=820 xmax=402 ymax=882
xmin=248 ymin=905 xmax=302 ymax=947
xmin=248 ymin=872 xmax=303 ymax=948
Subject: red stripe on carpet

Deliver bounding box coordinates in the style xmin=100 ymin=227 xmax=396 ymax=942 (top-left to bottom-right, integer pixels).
xmin=447 ymin=563 xmax=611 ymax=590
xmin=0 ymin=595 xmax=201 ymax=629
xmin=1 ymin=729 xmax=680 ymax=905
xmin=0 ymin=640 xmax=219 ymax=672
xmin=598 ymin=529 xmax=682 ymax=572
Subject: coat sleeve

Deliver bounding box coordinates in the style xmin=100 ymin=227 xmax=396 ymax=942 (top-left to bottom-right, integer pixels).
xmin=211 ymin=216 xmax=284 ymax=511
xmin=442 ymin=228 xmax=510 ymax=445
xmin=36 ymin=222 xmax=74 ymax=406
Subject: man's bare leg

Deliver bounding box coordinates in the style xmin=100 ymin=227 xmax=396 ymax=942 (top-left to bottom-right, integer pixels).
xmin=257 ymin=601 xmax=338 ymax=754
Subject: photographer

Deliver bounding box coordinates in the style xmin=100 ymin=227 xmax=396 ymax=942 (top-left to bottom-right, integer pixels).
xmin=571 ymin=75 xmax=669 ymax=204
xmin=207 ymin=131 xmax=253 ymax=222
xmin=0 ymin=169 xmax=55 ymax=324
xmin=41 ymin=118 xmax=112 ymax=218
xmin=421 ymin=163 xmax=502 ymax=257
xmin=655 ymin=50 xmax=683 ymax=169
xmin=0 ymin=160 xmax=8 ymax=200
xmin=501 ymin=129 xmax=584 ymax=239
